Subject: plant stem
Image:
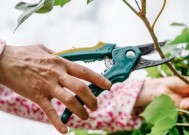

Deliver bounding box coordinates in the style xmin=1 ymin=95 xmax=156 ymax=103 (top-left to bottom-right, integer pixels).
xmin=176 ymin=109 xmax=189 ymax=126
xmin=141 ymin=16 xmax=189 ymax=84
xmin=122 ymin=0 xmax=138 ymax=16
xmin=141 ymin=0 xmax=146 ymax=16
xmin=122 ymin=0 xmax=189 ymax=84
xmin=177 ymin=123 xmax=189 ymax=127
xmin=135 ymin=0 xmax=141 ymax=11
xmin=152 ymin=0 xmax=166 ymax=30
xmin=177 ymin=108 xmax=189 ymax=115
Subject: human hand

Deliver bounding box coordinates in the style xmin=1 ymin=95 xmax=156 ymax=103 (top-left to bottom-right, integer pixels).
xmin=135 ymin=76 xmax=189 ymax=109
xmin=0 ymin=44 xmax=111 ymax=134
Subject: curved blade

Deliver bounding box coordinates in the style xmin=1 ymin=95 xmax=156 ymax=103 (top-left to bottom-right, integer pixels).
xmin=136 ymin=41 xmax=167 ymax=55
xmin=134 ymin=56 xmax=174 ymax=70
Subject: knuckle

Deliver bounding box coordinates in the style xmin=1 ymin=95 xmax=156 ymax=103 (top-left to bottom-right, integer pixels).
xmin=75 ymin=83 xmax=87 ymax=93
xmin=64 ymin=95 xmax=77 ymax=106
xmin=50 ymin=55 xmax=66 ymax=66
xmin=33 ymin=94 xmax=45 ymax=103
xmin=46 ymin=67 xmax=56 ymax=75
xmin=97 ymin=74 xmax=108 ymax=86
xmin=45 ymin=107 xmax=56 ymax=115
xmin=53 ymin=86 xmax=60 ymax=96
xmin=66 ymin=61 xmax=73 ymax=69
xmin=81 ymin=67 xmax=89 ymax=75
xmin=51 ymin=55 xmax=61 ymax=61
xmin=96 ymin=73 xmax=103 ymax=80
xmin=38 ymin=44 xmax=46 ymax=49
xmin=60 ymin=74 xmax=68 ymax=84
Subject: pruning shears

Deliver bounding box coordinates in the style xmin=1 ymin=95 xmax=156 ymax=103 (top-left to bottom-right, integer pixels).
xmin=54 ymin=41 xmax=174 ymax=124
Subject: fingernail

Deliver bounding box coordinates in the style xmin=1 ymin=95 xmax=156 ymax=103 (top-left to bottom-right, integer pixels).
xmin=61 ymin=127 xmax=68 ymax=134
xmin=105 ymin=80 xmax=112 ymax=88
xmin=83 ymin=112 xmax=89 ymax=120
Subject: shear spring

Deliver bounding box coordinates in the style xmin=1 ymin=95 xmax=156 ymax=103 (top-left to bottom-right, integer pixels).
xmin=104 ymin=56 xmax=113 ymax=69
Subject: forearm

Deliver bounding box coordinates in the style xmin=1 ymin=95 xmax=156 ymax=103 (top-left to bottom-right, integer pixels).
xmin=0 ymin=79 xmax=144 ymax=132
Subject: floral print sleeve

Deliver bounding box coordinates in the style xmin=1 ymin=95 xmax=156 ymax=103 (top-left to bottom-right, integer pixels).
xmin=0 ymin=79 xmax=144 ymax=132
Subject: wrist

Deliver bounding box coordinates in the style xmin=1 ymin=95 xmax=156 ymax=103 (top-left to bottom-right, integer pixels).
xmin=0 ymin=39 xmax=6 ymax=58
xmin=0 ymin=43 xmax=13 ymax=86
xmin=0 ymin=39 xmax=6 ymax=84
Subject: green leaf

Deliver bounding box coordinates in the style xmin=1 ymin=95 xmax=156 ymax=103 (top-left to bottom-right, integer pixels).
xmin=168 ymin=127 xmax=180 ymax=135
xmin=140 ymin=95 xmax=178 ymax=135
xmin=140 ymin=95 xmax=177 ymax=124
xmin=15 ymin=0 xmax=54 ymax=14
xmin=145 ymin=63 xmax=173 ymax=78
xmin=169 ymin=28 xmax=189 ymax=45
xmin=69 ymin=129 xmax=106 ymax=135
xmin=108 ymin=131 xmax=133 ymax=135
xmin=171 ymin=22 xmax=187 ymax=27
xmin=131 ymin=122 xmax=152 ymax=135
xmin=145 ymin=66 xmax=162 ymax=78
xmin=15 ymin=2 xmax=38 ymax=11
xmin=147 ymin=118 xmax=176 ymax=135
xmin=15 ymin=0 xmax=56 ymax=31
xmin=87 ymin=0 xmax=93 ymax=4
xmin=186 ymin=44 xmax=189 ymax=50
xmin=74 ymin=129 xmax=89 ymax=135
xmin=54 ymin=0 xmax=70 ymax=7
xmin=15 ymin=0 xmax=45 ymax=31
xmin=183 ymin=129 xmax=189 ymax=135
xmin=36 ymin=0 xmax=54 ymax=13
xmin=160 ymin=64 xmax=172 ymax=76
xmin=162 ymin=43 xmax=181 ymax=55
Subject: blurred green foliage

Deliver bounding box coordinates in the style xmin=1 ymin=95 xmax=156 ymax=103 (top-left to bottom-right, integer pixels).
xmin=146 ymin=23 xmax=189 ymax=78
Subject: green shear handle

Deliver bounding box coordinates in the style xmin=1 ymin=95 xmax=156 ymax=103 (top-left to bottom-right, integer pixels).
xmin=55 ymin=42 xmax=142 ymax=124
xmin=61 ymin=84 xmax=103 ymax=124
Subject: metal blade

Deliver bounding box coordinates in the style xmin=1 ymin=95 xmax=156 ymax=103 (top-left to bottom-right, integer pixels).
xmin=134 ymin=56 xmax=174 ymax=70
xmin=136 ymin=41 xmax=167 ymax=55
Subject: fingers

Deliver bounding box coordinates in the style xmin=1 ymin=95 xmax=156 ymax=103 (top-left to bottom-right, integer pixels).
xmin=66 ymin=61 xmax=112 ymax=89
xmin=38 ymin=98 xmax=68 ymax=134
xmin=59 ymin=74 xmax=97 ymax=111
xmin=164 ymin=76 xmax=189 ymax=95
xmin=39 ymin=44 xmax=55 ymax=54
xmin=53 ymin=85 xmax=89 ymax=120
xmin=180 ymin=98 xmax=189 ymax=110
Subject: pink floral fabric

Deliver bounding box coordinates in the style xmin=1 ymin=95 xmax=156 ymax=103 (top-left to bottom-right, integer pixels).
xmin=0 ymin=79 xmax=144 ymax=132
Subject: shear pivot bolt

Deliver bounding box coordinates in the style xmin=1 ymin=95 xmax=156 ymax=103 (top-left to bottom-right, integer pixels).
xmin=126 ymin=51 xmax=135 ymax=58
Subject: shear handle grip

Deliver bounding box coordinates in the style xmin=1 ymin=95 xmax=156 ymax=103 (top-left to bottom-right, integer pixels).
xmin=54 ymin=42 xmax=116 ymax=61
xmin=61 ymin=46 xmax=142 ymax=124
xmin=57 ymin=42 xmax=115 ymax=124
xmin=61 ymin=84 xmax=103 ymax=124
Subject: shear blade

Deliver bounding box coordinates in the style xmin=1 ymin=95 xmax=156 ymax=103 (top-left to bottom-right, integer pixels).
xmin=137 ymin=41 xmax=167 ymax=55
xmin=134 ymin=56 xmax=174 ymax=70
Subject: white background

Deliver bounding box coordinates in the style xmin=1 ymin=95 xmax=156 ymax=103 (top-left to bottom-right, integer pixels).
xmin=0 ymin=0 xmax=189 ymax=135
